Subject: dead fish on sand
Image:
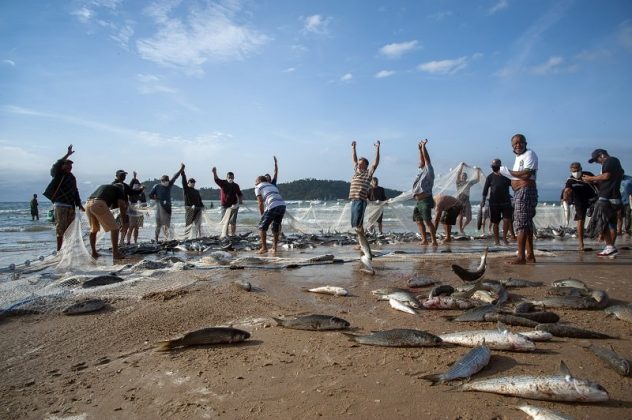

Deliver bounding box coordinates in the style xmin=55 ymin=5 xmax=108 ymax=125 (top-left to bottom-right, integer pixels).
xmin=500 ymin=278 xmax=543 ymax=288
xmin=516 ymin=330 xmax=553 ymax=342
xmin=407 ymin=276 xmax=439 ymax=288
xmin=461 ymin=361 xmax=609 ymax=402
xmin=62 ymin=298 xmax=107 ymax=315
xmin=535 ymin=323 xmax=614 ymax=339
xmin=604 ymin=304 xmax=632 ymax=324
xmin=429 ymin=285 xmax=455 ymax=298
xmin=306 ymin=286 xmax=349 ymax=296
xmin=82 ymin=275 xmax=124 ymax=288
xmin=421 ymin=296 xmax=476 ymax=310
xmin=421 ymin=344 xmax=491 ymax=385
xmin=233 ymin=280 xmax=252 ymax=291
xmin=389 ymin=298 xmax=417 ymax=315
xmin=156 ymin=327 xmax=250 ymax=351
xmin=515 ymin=404 xmax=574 ymax=420
xmin=451 ymin=248 xmax=487 ymax=282
xmin=343 ymin=329 xmax=442 ymax=347
xmin=584 ymin=344 xmax=631 ymax=377
xmin=551 ymin=278 xmax=588 ymax=289
xmin=439 ymin=326 xmax=535 ymax=352
xmin=272 ymin=314 xmax=350 ymax=331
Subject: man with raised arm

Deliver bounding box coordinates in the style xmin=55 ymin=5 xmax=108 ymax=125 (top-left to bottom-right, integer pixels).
xmin=149 ymin=163 xmax=185 ymax=242
xmin=455 ymin=163 xmax=482 ymax=234
xmin=45 ymin=144 xmax=84 ymax=251
xmin=213 ymin=167 xmax=244 ymax=236
xmin=412 ymin=139 xmax=438 ymax=246
xmin=181 ymin=168 xmax=205 ymax=239
xmin=349 ymin=140 xmax=380 ymax=233
xmin=255 ymin=174 xmax=286 ymax=254
xmin=265 ymin=156 xmax=278 ymax=185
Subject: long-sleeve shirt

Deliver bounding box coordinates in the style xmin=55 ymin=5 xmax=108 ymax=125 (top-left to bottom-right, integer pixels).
xmin=214 ymin=175 xmax=242 ymax=207
xmin=49 ymin=159 xmax=81 ymax=207
xmin=482 ymin=173 xmax=512 ymax=206
xmin=181 ymin=173 xmax=204 ymax=207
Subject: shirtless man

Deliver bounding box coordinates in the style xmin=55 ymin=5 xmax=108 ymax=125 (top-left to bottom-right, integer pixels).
xmin=433 ymin=194 xmax=463 ymax=243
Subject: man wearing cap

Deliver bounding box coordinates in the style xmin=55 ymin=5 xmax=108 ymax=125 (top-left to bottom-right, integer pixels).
xmin=481 ymin=158 xmax=513 ymax=245
xmin=212 ymin=167 xmax=244 ymax=236
xmin=44 ymin=144 xmax=85 ymax=251
xmin=583 ymin=149 xmax=624 ymax=257
xmin=112 ymin=169 xmax=133 ymax=246
xmin=149 ymin=163 xmax=185 ymax=242
xmin=181 ymin=169 xmax=205 ymax=239
xmin=85 ymin=183 xmax=127 ymax=261
xmin=562 ymin=162 xmax=597 ymax=251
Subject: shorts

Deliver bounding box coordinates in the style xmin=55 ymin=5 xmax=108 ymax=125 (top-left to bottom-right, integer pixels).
xmin=258 ymin=205 xmax=286 ymax=233
xmin=220 ymin=206 xmax=239 ymax=225
xmin=513 ymin=186 xmax=538 ymax=233
xmin=85 ymin=199 xmax=119 ymax=233
xmin=156 ymin=204 xmax=172 ymax=228
xmin=54 ymin=205 xmax=75 ymax=237
xmin=350 ymin=200 xmax=367 ymax=228
xmin=440 ymin=205 xmax=462 ymax=226
xmin=413 ymin=197 xmax=434 ymax=222
xmin=489 ymin=202 xmax=512 ymax=224
xmin=574 ymin=202 xmax=588 ymax=221
xmin=129 ymin=214 xmax=144 ymax=228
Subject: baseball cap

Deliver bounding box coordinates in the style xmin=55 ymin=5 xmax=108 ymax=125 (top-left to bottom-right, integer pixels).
xmin=588 ymin=149 xmax=607 ymax=164
xmin=116 ymin=169 xmax=128 ymax=177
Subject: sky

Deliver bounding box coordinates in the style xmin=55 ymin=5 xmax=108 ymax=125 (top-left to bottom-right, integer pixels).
xmin=1 ymin=0 xmax=631 ymax=201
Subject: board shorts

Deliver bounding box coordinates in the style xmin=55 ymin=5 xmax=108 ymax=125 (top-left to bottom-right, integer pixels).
xmin=54 ymin=204 xmax=75 ymax=237
xmin=350 ymin=200 xmax=367 ymax=228
xmin=440 ymin=204 xmax=462 ymax=226
xmin=513 ymin=186 xmax=538 ymax=233
xmin=489 ymin=202 xmax=512 ymax=224
xmin=259 ymin=205 xmax=286 ymax=233
xmin=413 ymin=197 xmax=434 ymax=222
xmin=85 ymin=199 xmax=119 ymax=233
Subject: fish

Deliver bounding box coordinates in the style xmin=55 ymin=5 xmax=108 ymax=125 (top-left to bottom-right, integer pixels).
xmin=529 ymin=296 xmax=601 ymax=310
xmin=306 ymin=286 xmax=349 ymax=296
xmin=590 ymin=290 xmax=609 ymax=308
xmin=407 ymin=276 xmax=439 ymax=288
xmin=389 ymin=298 xmax=417 ymax=315
xmin=585 ymin=344 xmax=631 ymax=377
xmin=483 ymin=313 xmax=539 ymax=328
xmin=562 ymin=200 xmax=571 ymax=227
xmin=500 ymin=278 xmax=544 ymax=288
xmin=82 ymin=275 xmax=124 ymax=288
xmin=343 ymin=329 xmax=442 ymax=347
xmin=272 ymin=314 xmax=350 ymax=331
xmin=471 ymin=290 xmax=497 ymax=304
xmin=517 ymin=331 xmax=553 ymax=342
xmin=516 ymin=403 xmax=574 ymax=420
xmin=451 ymin=248 xmax=487 ymax=282
xmin=384 ymin=291 xmax=420 ymax=308
xmin=546 ymin=287 xmax=590 ymax=297
xmin=428 ymin=285 xmax=455 ymax=298
xmin=439 ymin=327 xmax=536 ymax=352
xmin=233 ymin=280 xmax=252 ymax=291
xmin=62 ymin=298 xmax=107 ymax=315
xmin=156 ymin=327 xmax=250 ymax=351
xmin=551 ymin=278 xmax=588 ymax=289
xmin=535 ymin=323 xmax=614 ymax=339
xmin=604 ymin=304 xmax=632 ymax=323
xmin=421 ymin=345 xmax=491 ymax=384
xmin=371 ymin=287 xmax=409 ymax=297
xmin=206 ymin=251 xmax=234 ymax=264
xmin=508 ymin=311 xmax=560 ymax=323
xmin=356 ymin=228 xmax=374 ymax=274
xmin=421 ymin=296 xmax=476 ymax=310
xmin=513 ymin=301 xmax=536 ymax=314
xmin=449 ymin=304 xmax=497 ymax=322
xmin=461 ymin=361 xmax=609 ymax=402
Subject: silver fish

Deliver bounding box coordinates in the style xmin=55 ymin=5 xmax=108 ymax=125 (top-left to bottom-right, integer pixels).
xmin=356 ymin=228 xmax=374 ymax=274
xmin=585 ymin=344 xmax=631 ymax=377
xmin=451 ymin=248 xmax=487 ymax=282
xmin=551 ymin=278 xmax=587 ymax=289
xmin=233 ymin=280 xmax=252 ymax=291
xmin=516 ymin=403 xmax=574 ymax=420
xmin=517 ymin=331 xmax=553 ymax=342
xmin=604 ymin=304 xmax=632 ymax=323
xmin=371 ymin=287 xmax=408 ymax=297
xmin=389 ymin=298 xmax=417 ymax=315
xmin=535 ymin=323 xmax=613 ymax=339
xmin=449 ymin=304 xmax=497 ymax=322
xmin=407 ymin=276 xmax=439 ymax=288
xmin=272 ymin=314 xmax=350 ymax=331
xmin=483 ymin=313 xmax=539 ymax=328
xmin=501 ymin=278 xmax=544 ymax=288
xmin=509 ymin=311 xmax=559 ymax=323
xmin=343 ymin=329 xmax=442 ymax=347
xmin=156 ymin=327 xmax=250 ymax=351
xmin=307 ymin=286 xmax=349 ymax=296
xmin=385 ymin=291 xmax=420 ymax=308
xmin=462 ymin=361 xmax=609 ymax=402
xmin=439 ymin=327 xmax=536 ymax=352
xmin=421 ymin=345 xmax=491 ymax=384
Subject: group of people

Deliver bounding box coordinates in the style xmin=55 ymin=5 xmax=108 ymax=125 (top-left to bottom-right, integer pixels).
xmin=43 ymin=135 xmax=627 ymax=264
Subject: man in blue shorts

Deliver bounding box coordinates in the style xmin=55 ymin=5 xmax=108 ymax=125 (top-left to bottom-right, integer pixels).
xmin=349 ymin=140 xmax=381 ymax=233
xmin=255 ymin=175 xmax=286 ymax=254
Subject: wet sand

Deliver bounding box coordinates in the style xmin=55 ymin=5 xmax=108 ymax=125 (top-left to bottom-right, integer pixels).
xmin=1 ymin=239 xmax=632 ymax=419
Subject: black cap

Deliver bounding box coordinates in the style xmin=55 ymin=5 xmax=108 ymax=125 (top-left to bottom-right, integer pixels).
xmin=588 ymin=149 xmax=607 ymax=164
xmin=188 ymin=178 xmax=196 ymax=183
xmin=116 ymin=169 xmax=128 ymax=177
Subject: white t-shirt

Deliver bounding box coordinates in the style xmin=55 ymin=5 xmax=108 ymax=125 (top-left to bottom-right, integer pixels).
xmin=254 ymin=182 xmax=285 ymax=211
xmin=512 ymin=149 xmax=538 ymax=181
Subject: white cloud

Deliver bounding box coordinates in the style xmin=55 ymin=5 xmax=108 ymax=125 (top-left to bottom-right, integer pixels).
xmin=375 ymin=70 xmax=395 ymax=78
xmin=110 ymin=22 xmax=134 ymax=49
xmin=428 ymin=11 xmax=453 ymax=21
xmin=2 ymin=59 xmax=15 ymax=66
xmin=71 ymin=7 xmax=93 ymax=23
xmin=379 ymin=40 xmax=418 ymax=58
xmin=488 ymin=0 xmax=509 ymax=15
xmin=136 ymin=73 xmax=177 ymax=94
xmin=418 ymin=56 xmax=468 ymax=75
xmin=575 ymin=48 xmax=611 ymax=61
xmin=340 ymin=73 xmax=353 ymax=82
xmin=530 ymin=56 xmax=564 ymax=75
xmin=302 ymin=14 xmax=331 ymax=35
xmin=137 ymin=1 xmax=270 ymax=75
xmin=283 ymin=67 xmax=296 ymax=73
xmin=71 ymin=0 xmax=133 ymax=49
xmin=0 ymin=143 xmax=49 ymax=173
xmin=618 ymin=20 xmax=632 ymax=51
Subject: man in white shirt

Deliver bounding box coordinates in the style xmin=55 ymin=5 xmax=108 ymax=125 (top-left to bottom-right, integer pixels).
xmin=255 ymin=175 xmax=286 ymax=254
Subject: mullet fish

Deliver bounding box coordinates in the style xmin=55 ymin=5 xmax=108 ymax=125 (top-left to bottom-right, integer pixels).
xmin=421 ymin=345 xmax=491 ymax=384
xmin=156 ymin=327 xmax=250 ymax=351
xmin=343 ymin=329 xmax=442 ymax=347
xmin=439 ymin=326 xmax=535 ymax=352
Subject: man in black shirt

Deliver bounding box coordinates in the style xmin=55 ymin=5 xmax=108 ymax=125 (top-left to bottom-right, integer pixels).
xmin=85 ymin=184 xmax=127 ymax=261
xmin=562 ymin=162 xmax=596 ymax=250
xmin=112 ymin=169 xmax=133 ymax=246
xmin=367 ymin=177 xmax=387 ymax=234
xmin=181 ymin=167 xmax=205 ymax=239
xmin=583 ymin=149 xmax=624 ymax=257
xmin=481 ymin=159 xmax=512 ymax=245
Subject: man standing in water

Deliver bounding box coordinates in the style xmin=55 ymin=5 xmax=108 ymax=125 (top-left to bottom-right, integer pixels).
xmin=412 ymin=139 xmax=438 ymax=246
xmin=481 ymin=159 xmax=513 ymax=245
xmin=455 ymin=163 xmax=482 ymax=234
xmin=112 ymin=169 xmax=133 ymax=246
xmin=213 ymin=168 xmax=244 ymax=236
xmin=561 ymin=162 xmax=596 ymax=251
xmin=255 ymin=175 xmax=286 ymax=254
xmin=149 ymin=164 xmax=184 ymax=242
xmin=181 ymin=169 xmax=205 ymax=239
xmin=45 ymin=145 xmax=84 ymax=251
xmin=583 ymin=149 xmax=624 ymax=257
xmin=504 ymin=134 xmax=538 ymax=264
xmin=30 ymin=194 xmax=39 ymax=221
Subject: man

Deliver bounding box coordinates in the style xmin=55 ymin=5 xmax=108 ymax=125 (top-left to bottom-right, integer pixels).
xmin=412 ymin=139 xmax=438 ymax=246
xmin=44 ymin=144 xmax=84 ymax=251
xmin=561 ymin=162 xmax=597 ymax=250
xmin=112 ymin=169 xmax=133 ymax=246
xmin=349 ymin=140 xmax=381 ymax=233
xmin=455 ymin=163 xmax=482 ymax=234
xmin=126 ymin=174 xmax=146 ymax=245
xmin=85 ymin=183 xmax=127 ymax=261
xmin=255 ymin=175 xmax=286 ymax=254
xmin=149 ymin=164 xmax=185 ymax=242
xmin=583 ymin=149 xmax=624 ymax=257
xmin=181 ymin=168 xmax=205 ymax=239
xmin=621 ymin=175 xmax=632 ymax=236
xmin=213 ymin=167 xmax=244 ymax=236
xmin=503 ymin=134 xmax=538 ymax=264
xmin=264 ymin=156 xmax=278 ymax=185
xmin=481 ymin=159 xmax=513 ymax=245
xmin=433 ymin=194 xmax=463 ymax=243
xmin=30 ymin=194 xmax=39 ymax=221
xmin=367 ymin=177 xmax=387 ymax=234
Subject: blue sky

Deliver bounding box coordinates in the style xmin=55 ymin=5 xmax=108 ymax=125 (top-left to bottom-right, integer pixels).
xmin=1 ymin=0 xmax=631 ymax=201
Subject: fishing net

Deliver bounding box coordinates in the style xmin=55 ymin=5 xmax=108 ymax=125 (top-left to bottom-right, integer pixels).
xmin=56 ymin=212 xmax=94 ymax=272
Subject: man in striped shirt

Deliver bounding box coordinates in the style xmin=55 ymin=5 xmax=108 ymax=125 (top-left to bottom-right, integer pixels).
xmin=255 ymin=175 xmax=286 ymax=254
xmin=349 ymin=140 xmax=381 ymax=234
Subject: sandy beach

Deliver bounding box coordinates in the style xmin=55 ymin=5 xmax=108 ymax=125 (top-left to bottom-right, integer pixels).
xmin=1 ymin=240 xmax=631 ymax=419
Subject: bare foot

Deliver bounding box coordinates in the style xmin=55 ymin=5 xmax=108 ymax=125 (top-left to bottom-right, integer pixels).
xmin=431 ymin=242 xmax=439 ymax=247
xmin=526 ymin=256 xmax=536 ymax=263
xmin=113 ymin=253 xmax=125 ymax=260
xmin=420 ymin=241 xmax=429 ymax=246
xmin=91 ymin=252 xmax=100 ymax=259
xmin=256 ymin=248 xmax=268 ymax=254
xmin=507 ymin=258 xmax=526 ymax=265
xmin=494 ymin=241 xmax=501 ymax=246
